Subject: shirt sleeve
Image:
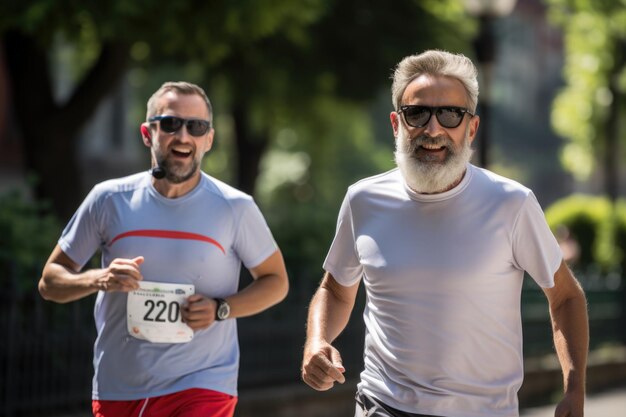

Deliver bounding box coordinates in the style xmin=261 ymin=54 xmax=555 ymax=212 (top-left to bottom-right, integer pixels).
xmin=233 ymin=199 xmax=278 ymax=269
xmin=323 ymin=192 xmax=363 ymax=286
xmin=512 ymin=192 xmax=562 ymax=288
xmin=58 ymin=186 xmax=104 ymax=268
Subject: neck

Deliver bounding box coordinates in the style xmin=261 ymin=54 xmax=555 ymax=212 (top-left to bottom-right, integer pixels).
xmin=152 ymin=172 xmax=201 ymax=198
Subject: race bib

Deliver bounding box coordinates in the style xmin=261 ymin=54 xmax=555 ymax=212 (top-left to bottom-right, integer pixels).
xmin=127 ymin=281 xmax=195 ymax=343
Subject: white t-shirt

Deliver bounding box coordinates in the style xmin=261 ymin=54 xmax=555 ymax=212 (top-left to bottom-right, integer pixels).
xmin=59 ymin=172 xmax=277 ymax=400
xmin=324 ymin=164 xmax=562 ymax=417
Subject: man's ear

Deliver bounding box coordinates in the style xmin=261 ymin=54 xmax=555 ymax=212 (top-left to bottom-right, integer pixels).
xmin=390 ymin=111 xmax=400 ymax=138
xmin=467 ymin=114 xmax=480 ymax=145
xmin=140 ymin=124 xmax=152 ymax=147
xmin=203 ymin=128 xmax=215 ymax=154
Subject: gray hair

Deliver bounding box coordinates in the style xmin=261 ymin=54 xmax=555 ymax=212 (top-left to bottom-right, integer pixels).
xmin=146 ymin=81 xmax=213 ymax=121
xmin=391 ymin=50 xmax=479 ymax=113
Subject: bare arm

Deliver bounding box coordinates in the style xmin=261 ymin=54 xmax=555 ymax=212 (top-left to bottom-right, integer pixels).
xmin=229 ymin=249 xmax=289 ymax=317
xmin=301 ymin=272 xmax=360 ymax=391
xmin=543 ymin=260 xmax=589 ymax=417
xmin=182 ymin=249 xmax=289 ymax=330
xmin=39 ymin=245 xmax=144 ymax=304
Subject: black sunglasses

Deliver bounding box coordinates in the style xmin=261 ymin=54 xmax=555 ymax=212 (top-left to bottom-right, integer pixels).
xmin=148 ymin=115 xmax=211 ymax=137
xmin=398 ymin=105 xmax=474 ymax=129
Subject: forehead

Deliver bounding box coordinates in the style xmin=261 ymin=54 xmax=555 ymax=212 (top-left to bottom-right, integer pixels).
xmin=156 ymin=91 xmax=210 ymax=119
xmin=402 ymin=74 xmax=468 ymax=107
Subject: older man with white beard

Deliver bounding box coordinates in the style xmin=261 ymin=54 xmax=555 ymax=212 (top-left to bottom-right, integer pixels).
xmin=301 ymin=50 xmax=588 ymax=417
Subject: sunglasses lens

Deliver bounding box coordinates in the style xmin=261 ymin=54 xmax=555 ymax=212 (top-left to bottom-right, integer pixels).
xmin=401 ymin=106 xmax=469 ymax=129
xmin=404 ymin=107 xmax=432 ymax=128
xmin=436 ymin=108 xmax=464 ymax=128
xmin=186 ymin=120 xmax=210 ymax=136
xmin=159 ymin=117 xmax=184 ymax=133
xmin=152 ymin=116 xmax=210 ymax=136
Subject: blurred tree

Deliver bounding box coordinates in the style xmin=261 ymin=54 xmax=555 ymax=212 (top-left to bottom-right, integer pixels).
xmin=0 ymin=0 xmax=470 ymax=220
xmin=546 ymin=0 xmax=626 ymax=201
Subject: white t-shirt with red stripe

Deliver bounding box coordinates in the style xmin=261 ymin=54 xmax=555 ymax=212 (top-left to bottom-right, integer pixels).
xmin=324 ymin=164 xmax=562 ymax=417
xmin=59 ymin=172 xmax=277 ymax=400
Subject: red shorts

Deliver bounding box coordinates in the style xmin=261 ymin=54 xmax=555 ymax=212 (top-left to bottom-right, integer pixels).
xmin=92 ymin=388 xmax=237 ymax=417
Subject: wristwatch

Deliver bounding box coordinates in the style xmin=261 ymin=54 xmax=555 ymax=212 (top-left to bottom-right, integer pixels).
xmin=215 ymin=298 xmax=231 ymax=321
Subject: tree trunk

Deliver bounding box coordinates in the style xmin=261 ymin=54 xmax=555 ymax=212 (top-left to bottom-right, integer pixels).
xmin=3 ymin=31 xmax=129 ymax=221
xmin=232 ymin=103 xmax=269 ymax=196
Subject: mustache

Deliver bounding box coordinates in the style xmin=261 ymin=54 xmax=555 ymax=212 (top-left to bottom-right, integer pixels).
xmin=403 ymin=134 xmax=455 ymax=153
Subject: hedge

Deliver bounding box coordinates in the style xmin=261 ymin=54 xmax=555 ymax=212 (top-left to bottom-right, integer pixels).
xmin=545 ymin=194 xmax=626 ymax=273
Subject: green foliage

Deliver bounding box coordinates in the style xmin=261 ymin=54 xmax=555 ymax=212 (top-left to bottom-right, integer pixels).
xmin=0 ymin=190 xmax=60 ymax=292
xmin=256 ymin=96 xmax=395 ymax=282
xmin=0 ymin=0 xmax=327 ymax=64
xmin=546 ymin=0 xmax=626 ymax=180
xmin=0 ymin=0 xmax=329 ymax=117
xmin=545 ymin=194 xmax=626 ymax=272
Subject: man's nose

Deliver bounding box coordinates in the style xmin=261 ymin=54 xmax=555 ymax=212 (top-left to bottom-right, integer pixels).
xmin=176 ymin=125 xmax=194 ymax=142
xmin=422 ymin=113 xmax=446 ymax=137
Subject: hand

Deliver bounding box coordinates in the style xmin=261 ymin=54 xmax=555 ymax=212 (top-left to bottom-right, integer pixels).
xmin=301 ymin=338 xmax=346 ymax=391
xmin=554 ymin=391 xmax=584 ymax=417
xmin=96 ymin=257 xmax=144 ymax=292
xmin=181 ymin=295 xmax=217 ymax=331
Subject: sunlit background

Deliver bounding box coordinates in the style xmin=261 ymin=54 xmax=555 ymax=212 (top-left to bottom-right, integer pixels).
xmin=1 ymin=1 xmax=625 ymax=416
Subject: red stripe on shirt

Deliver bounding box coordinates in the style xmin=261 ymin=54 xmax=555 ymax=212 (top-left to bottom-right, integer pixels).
xmin=109 ymin=230 xmax=225 ymax=254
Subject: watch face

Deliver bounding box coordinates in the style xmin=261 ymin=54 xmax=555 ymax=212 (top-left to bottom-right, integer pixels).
xmin=217 ymin=300 xmax=230 ymax=320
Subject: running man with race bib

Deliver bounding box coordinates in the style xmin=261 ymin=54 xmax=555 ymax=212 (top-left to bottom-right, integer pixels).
xmin=39 ymin=81 xmax=289 ymax=417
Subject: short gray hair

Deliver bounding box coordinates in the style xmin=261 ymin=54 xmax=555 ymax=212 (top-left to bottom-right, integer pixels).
xmin=391 ymin=50 xmax=479 ymax=113
xmin=146 ymin=81 xmax=213 ymax=121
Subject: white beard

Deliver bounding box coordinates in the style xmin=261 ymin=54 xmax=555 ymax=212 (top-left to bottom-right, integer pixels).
xmin=394 ymin=124 xmax=474 ymax=194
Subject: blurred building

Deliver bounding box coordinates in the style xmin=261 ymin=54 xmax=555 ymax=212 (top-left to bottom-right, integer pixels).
xmin=484 ymin=0 xmax=573 ymax=206
xmin=486 ymin=0 xmax=626 ymax=206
